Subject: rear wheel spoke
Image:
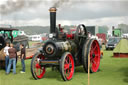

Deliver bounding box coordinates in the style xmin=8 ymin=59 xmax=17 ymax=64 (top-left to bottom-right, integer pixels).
xmin=92 ymin=60 xmax=97 ymax=67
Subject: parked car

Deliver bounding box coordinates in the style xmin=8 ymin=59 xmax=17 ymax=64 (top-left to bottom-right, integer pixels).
xmin=106 ymin=37 xmax=121 ymax=50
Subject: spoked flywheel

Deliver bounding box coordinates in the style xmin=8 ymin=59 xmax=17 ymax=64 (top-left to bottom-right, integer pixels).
xmin=82 ymin=39 xmax=100 ymax=73
xmin=31 ymin=52 xmax=46 ymax=79
xmin=74 ymin=24 xmax=88 ymax=45
xmin=60 ymin=52 xmax=75 ymax=81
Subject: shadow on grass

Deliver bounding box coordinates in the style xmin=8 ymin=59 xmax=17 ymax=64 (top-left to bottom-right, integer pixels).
xmin=29 ymin=69 xmax=63 ymax=81
xmin=29 ymin=77 xmax=35 ymax=80
xmin=44 ymin=70 xmax=63 ymax=81
xmin=118 ymin=67 xmax=128 ymax=83
xmin=29 ymin=66 xmax=89 ymax=81
xmin=75 ymin=66 xmax=102 ymax=73
xmin=75 ymin=66 xmax=85 ymax=73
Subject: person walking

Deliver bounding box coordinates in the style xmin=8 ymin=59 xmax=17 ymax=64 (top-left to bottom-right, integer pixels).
xmin=4 ymin=43 xmax=10 ymax=71
xmin=20 ymin=44 xmax=26 ymax=73
xmin=6 ymin=43 xmax=17 ymax=74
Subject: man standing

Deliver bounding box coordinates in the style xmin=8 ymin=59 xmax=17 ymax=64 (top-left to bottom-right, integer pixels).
xmin=6 ymin=43 xmax=17 ymax=74
xmin=4 ymin=43 xmax=10 ymax=71
xmin=20 ymin=44 xmax=26 ymax=73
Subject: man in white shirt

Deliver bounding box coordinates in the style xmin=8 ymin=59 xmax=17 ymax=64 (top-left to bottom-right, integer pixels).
xmin=4 ymin=43 xmax=10 ymax=71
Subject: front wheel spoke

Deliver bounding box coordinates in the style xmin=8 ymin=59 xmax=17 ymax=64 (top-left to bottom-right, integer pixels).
xmin=69 ymin=64 xmax=72 ymax=68
xmin=65 ymin=70 xmax=68 ymax=77
xmin=69 ymin=58 xmax=71 ymax=64
xmin=67 ymin=69 xmax=70 ymax=76
xmin=40 ymin=69 xmax=42 ymax=74
xmin=67 ymin=56 xmax=70 ymax=63
xmin=36 ymin=68 xmax=39 ymax=75
xmin=65 ymin=59 xmax=68 ymax=64
xmin=64 ymin=70 xmax=66 ymax=75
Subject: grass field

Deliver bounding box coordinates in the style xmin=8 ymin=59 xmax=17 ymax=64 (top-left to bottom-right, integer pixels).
xmin=1 ymin=49 xmax=128 ymax=85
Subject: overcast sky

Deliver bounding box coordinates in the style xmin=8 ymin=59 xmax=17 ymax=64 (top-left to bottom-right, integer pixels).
xmin=0 ymin=0 xmax=128 ymax=27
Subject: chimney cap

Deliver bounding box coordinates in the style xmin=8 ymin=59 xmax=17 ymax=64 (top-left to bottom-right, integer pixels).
xmin=49 ymin=7 xmax=57 ymax=12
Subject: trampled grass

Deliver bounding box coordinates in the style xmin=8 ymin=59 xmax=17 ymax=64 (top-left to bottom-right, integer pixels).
xmin=0 ymin=50 xmax=128 ymax=85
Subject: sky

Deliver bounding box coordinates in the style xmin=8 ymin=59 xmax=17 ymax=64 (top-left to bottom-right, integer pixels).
xmin=0 ymin=0 xmax=128 ymax=27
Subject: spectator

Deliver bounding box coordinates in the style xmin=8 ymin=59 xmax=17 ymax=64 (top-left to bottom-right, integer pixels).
xmin=6 ymin=43 xmax=17 ymax=74
xmin=4 ymin=43 xmax=10 ymax=71
xmin=20 ymin=44 xmax=26 ymax=73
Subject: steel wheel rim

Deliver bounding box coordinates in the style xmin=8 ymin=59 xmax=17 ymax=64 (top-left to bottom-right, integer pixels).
xmin=90 ymin=40 xmax=100 ymax=72
xmin=64 ymin=54 xmax=74 ymax=80
xmin=34 ymin=54 xmax=45 ymax=79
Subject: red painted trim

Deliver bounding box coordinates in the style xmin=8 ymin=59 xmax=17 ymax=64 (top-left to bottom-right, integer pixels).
xmin=113 ymin=53 xmax=128 ymax=58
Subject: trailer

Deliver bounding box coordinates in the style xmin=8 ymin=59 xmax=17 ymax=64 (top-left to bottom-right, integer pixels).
xmin=0 ymin=27 xmax=29 ymax=68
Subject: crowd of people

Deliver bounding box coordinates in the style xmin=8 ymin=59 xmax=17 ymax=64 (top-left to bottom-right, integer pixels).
xmin=4 ymin=43 xmax=26 ymax=74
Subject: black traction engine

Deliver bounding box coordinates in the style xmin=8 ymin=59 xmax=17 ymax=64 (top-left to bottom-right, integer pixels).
xmin=31 ymin=7 xmax=101 ymax=81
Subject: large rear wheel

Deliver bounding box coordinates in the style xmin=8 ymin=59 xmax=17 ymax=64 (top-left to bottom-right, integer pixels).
xmin=82 ymin=39 xmax=100 ymax=73
xmin=31 ymin=52 xmax=46 ymax=79
xmin=60 ymin=52 xmax=75 ymax=81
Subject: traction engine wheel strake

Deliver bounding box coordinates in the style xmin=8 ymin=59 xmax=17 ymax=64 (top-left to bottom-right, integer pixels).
xmin=31 ymin=53 xmax=46 ymax=79
xmin=60 ymin=52 xmax=75 ymax=81
xmin=82 ymin=39 xmax=100 ymax=73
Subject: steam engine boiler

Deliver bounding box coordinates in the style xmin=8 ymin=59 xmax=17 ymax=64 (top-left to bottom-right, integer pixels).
xmin=31 ymin=7 xmax=101 ymax=81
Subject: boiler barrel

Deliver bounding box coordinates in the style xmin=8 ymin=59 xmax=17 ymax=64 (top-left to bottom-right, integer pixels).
xmin=43 ymin=40 xmax=77 ymax=58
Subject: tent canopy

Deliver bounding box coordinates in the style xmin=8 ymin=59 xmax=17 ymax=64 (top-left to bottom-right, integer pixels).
xmin=113 ymin=38 xmax=128 ymax=53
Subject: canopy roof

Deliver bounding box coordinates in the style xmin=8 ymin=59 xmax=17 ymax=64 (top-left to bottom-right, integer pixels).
xmin=0 ymin=28 xmax=18 ymax=31
xmin=113 ymin=38 xmax=128 ymax=53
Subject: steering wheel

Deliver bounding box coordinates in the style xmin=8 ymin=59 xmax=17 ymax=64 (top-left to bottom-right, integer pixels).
xmin=74 ymin=24 xmax=88 ymax=44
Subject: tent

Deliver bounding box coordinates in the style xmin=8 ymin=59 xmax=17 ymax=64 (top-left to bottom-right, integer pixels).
xmin=113 ymin=38 xmax=128 ymax=57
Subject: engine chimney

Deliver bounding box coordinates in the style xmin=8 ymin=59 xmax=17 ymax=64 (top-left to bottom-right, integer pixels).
xmin=49 ymin=7 xmax=57 ymax=33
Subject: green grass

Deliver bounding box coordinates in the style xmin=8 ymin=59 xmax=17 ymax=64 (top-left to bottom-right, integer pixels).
xmin=1 ymin=50 xmax=128 ymax=85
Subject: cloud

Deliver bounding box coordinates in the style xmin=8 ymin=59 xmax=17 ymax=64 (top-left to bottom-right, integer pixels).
xmin=0 ymin=0 xmax=128 ymax=27
xmin=0 ymin=16 xmax=127 ymax=27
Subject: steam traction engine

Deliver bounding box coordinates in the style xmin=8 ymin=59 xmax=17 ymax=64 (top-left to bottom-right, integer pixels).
xmin=31 ymin=7 xmax=101 ymax=81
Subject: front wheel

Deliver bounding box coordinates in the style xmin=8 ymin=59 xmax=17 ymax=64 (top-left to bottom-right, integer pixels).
xmin=60 ymin=52 xmax=75 ymax=81
xmin=31 ymin=52 xmax=46 ymax=80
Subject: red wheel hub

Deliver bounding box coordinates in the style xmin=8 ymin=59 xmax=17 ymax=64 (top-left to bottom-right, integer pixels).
xmin=64 ymin=54 xmax=74 ymax=80
xmin=34 ymin=55 xmax=45 ymax=79
xmin=90 ymin=40 xmax=100 ymax=72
